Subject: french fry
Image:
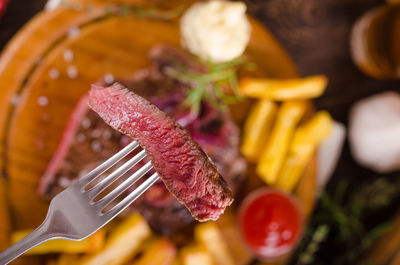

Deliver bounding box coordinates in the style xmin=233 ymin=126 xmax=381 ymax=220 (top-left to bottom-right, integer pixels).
xmin=172 ymin=257 xmax=182 ymax=265
xmin=216 ymin=210 xmax=253 ymax=265
xmin=180 ymin=245 xmax=214 ymax=265
xmin=257 ymin=101 xmax=308 ymax=185
xmin=194 ymin=222 xmax=235 ymax=265
xmin=240 ymin=75 xmax=327 ymax=100
xmin=79 ymin=213 xmax=151 ymax=265
xmin=241 ymin=99 xmax=277 ymax=162
xmin=56 ymin=254 xmax=80 ymax=265
xmin=133 ymin=238 xmax=176 ymax=265
xmin=294 ymin=155 xmax=317 ymax=219
xmin=11 ymin=230 xmax=105 ymax=255
xmin=275 ymin=111 xmax=333 ymax=191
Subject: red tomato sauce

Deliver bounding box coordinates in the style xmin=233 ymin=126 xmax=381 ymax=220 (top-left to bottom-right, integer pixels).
xmin=239 ymin=188 xmax=303 ymax=260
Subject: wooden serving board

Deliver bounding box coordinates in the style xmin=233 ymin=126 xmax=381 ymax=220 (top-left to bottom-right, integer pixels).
xmin=0 ymin=1 xmax=309 ymax=264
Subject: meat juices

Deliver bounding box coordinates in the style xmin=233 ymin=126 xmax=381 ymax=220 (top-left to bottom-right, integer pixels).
xmin=89 ymin=83 xmax=234 ymax=221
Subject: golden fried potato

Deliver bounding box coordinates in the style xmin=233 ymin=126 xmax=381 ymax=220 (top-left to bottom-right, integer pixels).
xmin=240 ymin=75 xmax=327 ymax=100
xmin=257 ymin=101 xmax=309 ymax=184
xmin=79 ymin=213 xmax=151 ymax=265
xmin=275 ymin=111 xmax=332 ymax=191
xmin=55 ymin=254 xmax=80 ymax=265
xmin=180 ymin=245 xmax=214 ymax=265
xmin=241 ymin=99 xmax=277 ymax=162
xmin=133 ymin=238 xmax=176 ymax=265
xmin=294 ymin=155 xmax=317 ymax=219
xmin=195 ymin=222 xmax=234 ymax=265
xmin=11 ymin=230 xmax=105 ymax=255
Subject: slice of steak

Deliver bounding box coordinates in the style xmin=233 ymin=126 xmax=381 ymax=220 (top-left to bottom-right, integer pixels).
xmin=88 ymin=83 xmax=234 ymax=221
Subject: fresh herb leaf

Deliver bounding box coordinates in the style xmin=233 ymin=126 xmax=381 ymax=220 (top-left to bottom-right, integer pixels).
xmin=292 ymin=177 xmax=400 ymax=265
xmin=165 ymin=57 xmax=250 ymax=114
xmin=297 ymin=224 xmax=330 ymax=265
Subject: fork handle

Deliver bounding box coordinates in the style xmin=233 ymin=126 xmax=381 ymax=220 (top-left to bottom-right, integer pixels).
xmin=0 ymin=222 xmax=54 ymax=265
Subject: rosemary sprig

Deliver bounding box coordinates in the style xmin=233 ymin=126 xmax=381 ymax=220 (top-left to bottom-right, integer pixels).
xmin=297 ymin=225 xmax=330 ymax=265
xmin=293 ymin=177 xmax=400 ymax=265
xmin=164 ymin=57 xmax=249 ymax=115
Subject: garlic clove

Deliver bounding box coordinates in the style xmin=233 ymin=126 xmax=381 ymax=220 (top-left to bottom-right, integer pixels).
xmin=349 ymin=91 xmax=400 ymax=173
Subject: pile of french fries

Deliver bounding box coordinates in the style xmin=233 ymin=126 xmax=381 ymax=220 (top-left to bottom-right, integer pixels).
xmin=10 ymin=213 xmax=236 ymax=265
xmin=240 ymin=75 xmax=333 ymax=191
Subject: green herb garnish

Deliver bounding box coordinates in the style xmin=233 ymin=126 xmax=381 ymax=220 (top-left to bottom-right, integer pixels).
xmin=298 ymin=224 xmax=330 ymax=265
xmin=164 ymin=57 xmax=249 ymax=115
xmin=293 ymin=177 xmax=400 ymax=265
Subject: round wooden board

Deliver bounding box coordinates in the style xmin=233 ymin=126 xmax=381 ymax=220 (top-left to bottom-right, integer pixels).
xmin=0 ymin=2 xmax=307 ymax=264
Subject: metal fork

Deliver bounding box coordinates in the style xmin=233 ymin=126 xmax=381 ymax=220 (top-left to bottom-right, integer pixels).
xmin=0 ymin=141 xmax=159 ymax=265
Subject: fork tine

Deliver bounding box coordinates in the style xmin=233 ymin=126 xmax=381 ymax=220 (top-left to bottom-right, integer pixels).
xmin=94 ymin=161 xmax=153 ymax=211
xmin=78 ymin=141 xmax=139 ymax=188
xmin=103 ymin=173 xmax=160 ymax=218
xmin=87 ymin=149 xmax=147 ymax=201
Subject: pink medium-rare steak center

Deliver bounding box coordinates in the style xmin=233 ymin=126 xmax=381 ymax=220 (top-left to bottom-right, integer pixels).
xmin=88 ymin=83 xmax=233 ymax=221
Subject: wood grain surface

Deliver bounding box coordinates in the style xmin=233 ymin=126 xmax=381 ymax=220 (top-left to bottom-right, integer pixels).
xmin=0 ymin=177 xmax=10 ymax=251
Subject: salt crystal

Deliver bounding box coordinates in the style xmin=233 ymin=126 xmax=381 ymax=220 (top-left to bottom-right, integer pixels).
xmin=103 ymin=130 xmax=112 ymax=140
xmin=91 ymin=140 xmax=103 ymax=152
xmin=11 ymin=94 xmax=20 ymax=106
xmin=58 ymin=177 xmax=72 ymax=188
xmin=76 ymin=133 xmax=86 ymax=142
xmin=63 ymin=49 xmax=74 ymax=62
xmin=120 ymin=135 xmax=131 ymax=147
xmin=37 ymin=96 xmax=49 ymax=106
xmin=48 ymin=68 xmax=59 ymax=79
xmin=104 ymin=73 xmax=114 ymax=85
xmin=68 ymin=26 xmax=80 ymax=39
xmin=67 ymin=65 xmax=78 ymax=79
xmin=91 ymin=129 xmax=102 ymax=138
xmin=81 ymin=118 xmax=91 ymax=129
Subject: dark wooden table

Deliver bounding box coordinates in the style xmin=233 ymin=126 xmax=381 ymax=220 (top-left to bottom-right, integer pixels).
xmin=0 ymin=0 xmax=399 ymax=206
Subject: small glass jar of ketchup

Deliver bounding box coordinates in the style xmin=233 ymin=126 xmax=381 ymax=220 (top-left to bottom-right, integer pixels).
xmin=239 ymin=188 xmax=304 ymax=261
